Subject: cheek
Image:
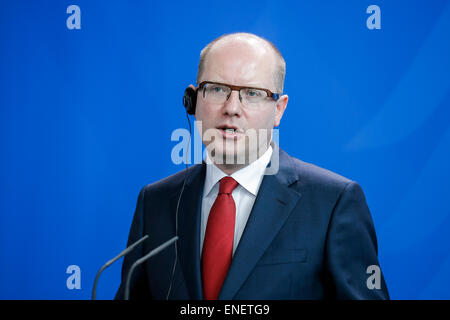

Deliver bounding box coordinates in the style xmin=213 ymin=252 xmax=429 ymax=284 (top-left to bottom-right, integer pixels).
xmin=195 ymin=103 xmax=219 ymax=139
xmin=195 ymin=103 xmax=210 ymax=126
xmin=247 ymin=108 xmax=276 ymax=130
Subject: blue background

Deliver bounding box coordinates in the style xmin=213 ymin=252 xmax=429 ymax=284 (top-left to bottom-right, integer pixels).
xmin=1 ymin=0 xmax=450 ymax=299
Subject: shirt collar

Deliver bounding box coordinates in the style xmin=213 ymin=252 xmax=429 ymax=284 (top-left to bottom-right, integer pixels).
xmin=203 ymin=145 xmax=273 ymax=198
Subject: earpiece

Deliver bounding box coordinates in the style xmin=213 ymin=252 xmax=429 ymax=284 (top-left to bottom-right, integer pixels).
xmin=182 ymin=86 xmax=197 ymax=115
xmin=168 ymin=89 xmax=195 ymax=299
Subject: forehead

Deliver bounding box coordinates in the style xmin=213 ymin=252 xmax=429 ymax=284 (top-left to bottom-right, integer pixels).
xmin=200 ymin=38 xmax=277 ymax=89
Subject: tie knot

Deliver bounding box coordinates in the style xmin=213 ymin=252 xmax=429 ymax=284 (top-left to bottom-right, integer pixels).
xmin=218 ymin=177 xmax=238 ymax=195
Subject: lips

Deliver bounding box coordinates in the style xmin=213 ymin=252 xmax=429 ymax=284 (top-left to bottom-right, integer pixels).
xmin=217 ymin=125 xmax=244 ymax=139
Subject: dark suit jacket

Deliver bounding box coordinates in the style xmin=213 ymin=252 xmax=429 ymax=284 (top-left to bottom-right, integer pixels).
xmin=115 ymin=147 xmax=389 ymax=299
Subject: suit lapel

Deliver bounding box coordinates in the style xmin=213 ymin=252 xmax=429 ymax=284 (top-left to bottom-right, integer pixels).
xmin=218 ymin=149 xmax=303 ymax=300
xmin=173 ymin=164 xmax=205 ymax=300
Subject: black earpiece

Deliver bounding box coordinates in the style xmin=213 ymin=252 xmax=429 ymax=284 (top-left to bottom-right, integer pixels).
xmin=168 ymin=86 xmax=196 ymax=299
xmin=182 ymin=86 xmax=197 ymax=115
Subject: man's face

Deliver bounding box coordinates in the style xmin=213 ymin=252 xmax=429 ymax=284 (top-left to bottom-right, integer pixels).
xmin=194 ymin=39 xmax=288 ymax=166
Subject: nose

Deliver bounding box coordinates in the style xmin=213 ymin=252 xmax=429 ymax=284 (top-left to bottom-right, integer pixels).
xmin=222 ymin=90 xmax=243 ymax=117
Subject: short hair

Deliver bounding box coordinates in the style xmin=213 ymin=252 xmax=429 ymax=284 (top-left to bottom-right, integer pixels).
xmin=196 ymin=32 xmax=286 ymax=93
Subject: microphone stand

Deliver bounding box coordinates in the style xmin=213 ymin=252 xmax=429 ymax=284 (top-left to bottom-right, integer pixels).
xmin=92 ymin=235 xmax=149 ymax=300
xmin=124 ymin=236 xmax=179 ymax=300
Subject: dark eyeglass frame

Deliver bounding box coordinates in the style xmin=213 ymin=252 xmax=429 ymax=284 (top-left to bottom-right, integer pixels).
xmin=197 ymin=81 xmax=281 ymax=101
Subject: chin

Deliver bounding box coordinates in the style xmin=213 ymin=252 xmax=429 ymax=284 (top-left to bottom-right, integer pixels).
xmin=206 ymin=141 xmax=246 ymax=166
xmin=207 ymin=136 xmax=268 ymax=166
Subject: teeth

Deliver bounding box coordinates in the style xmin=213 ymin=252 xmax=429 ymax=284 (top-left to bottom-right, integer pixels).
xmin=225 ymin=128 xmax=236 ymax=133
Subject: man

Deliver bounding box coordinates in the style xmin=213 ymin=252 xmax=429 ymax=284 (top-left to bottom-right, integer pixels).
xmin=115 ymin=33 xmax=389 ymax=299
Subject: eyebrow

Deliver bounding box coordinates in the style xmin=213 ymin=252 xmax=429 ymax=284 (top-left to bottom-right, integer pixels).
xmin=202 ymin=80 xmax=271 ymax=90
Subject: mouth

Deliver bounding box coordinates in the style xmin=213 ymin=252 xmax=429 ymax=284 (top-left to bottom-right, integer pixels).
xmin=217 ymin=126 xmax=244 ymax=139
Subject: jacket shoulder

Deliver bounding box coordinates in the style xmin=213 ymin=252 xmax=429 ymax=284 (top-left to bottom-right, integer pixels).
xmin=141 ymin=163 xmax=203 ymax=197
xmin=298 ymin=158 xmax=350 ymax=185
xmin=282 ymin=150 xmax=353 ymax=193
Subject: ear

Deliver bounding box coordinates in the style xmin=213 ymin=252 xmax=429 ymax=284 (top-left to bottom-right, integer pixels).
xmin=274 ymin=94 xmax=288 ymax=127
xmin=188 ymin=84 xmax=198 ymax=118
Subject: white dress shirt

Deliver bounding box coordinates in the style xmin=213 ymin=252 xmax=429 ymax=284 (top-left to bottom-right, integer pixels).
xmin=200 ymin=145 xmax=273 ymax=256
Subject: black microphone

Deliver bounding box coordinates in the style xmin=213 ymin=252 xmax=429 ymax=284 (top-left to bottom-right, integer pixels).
xmin=91 ymin=234 xmax=149 ymax=300
xmin=124 ymin=235 xmax=179 ymax=300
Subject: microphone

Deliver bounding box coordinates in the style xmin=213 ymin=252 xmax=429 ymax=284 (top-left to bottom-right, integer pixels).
xmin=91 ymin=234 xmax=149 ymax=300
xmin=124 ymin=236 xmax=179 ymax=300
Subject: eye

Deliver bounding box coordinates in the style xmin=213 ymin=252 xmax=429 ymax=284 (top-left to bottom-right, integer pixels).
xmin=208 ymin=84 xmax=227 ymax=93
xmin=243 ymin=88 xmax=263 ymax=97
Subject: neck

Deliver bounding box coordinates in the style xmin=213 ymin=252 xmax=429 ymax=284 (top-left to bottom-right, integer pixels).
xmin=214 ymin=163 xmax=246 ymax=175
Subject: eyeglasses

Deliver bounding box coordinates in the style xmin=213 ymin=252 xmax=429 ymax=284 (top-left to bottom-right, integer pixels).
xmin=197 ymin=81 xmax=281 ymax=106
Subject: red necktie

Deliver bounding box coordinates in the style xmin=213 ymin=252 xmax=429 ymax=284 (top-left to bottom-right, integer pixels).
xmin=202 ymin=176 xmax=239 ymax=300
